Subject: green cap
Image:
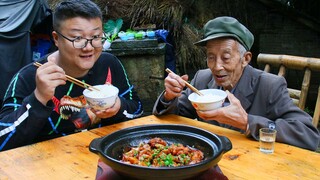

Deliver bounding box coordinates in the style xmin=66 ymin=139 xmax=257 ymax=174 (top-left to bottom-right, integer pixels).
xmin=194 ymin=16 xmax=254 ymax=50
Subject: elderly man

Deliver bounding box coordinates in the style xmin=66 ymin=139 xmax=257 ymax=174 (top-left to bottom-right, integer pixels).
xmin=153 ymin=16 xmax=319 ymax=151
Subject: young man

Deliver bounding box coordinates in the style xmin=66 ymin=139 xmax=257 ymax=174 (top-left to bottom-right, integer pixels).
xmin=153 ymin=16 xmax=319 ymax=151
xmin=0 ymin=0 xmax=143 ymax=151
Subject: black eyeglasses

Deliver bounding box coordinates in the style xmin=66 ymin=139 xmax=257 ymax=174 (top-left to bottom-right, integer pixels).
xmin=55 ymin=31 xmax=107 ymax=49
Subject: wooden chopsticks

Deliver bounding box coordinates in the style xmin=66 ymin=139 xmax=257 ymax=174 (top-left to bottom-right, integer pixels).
xmin=165 ymin=68 xmax=203 ymax=96
xmin=33 ymin=62 xmax=99 ymax=91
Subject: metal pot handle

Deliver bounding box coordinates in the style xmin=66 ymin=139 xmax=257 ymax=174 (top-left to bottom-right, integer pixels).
xmin=89 ymin=137 xmax=103 ymax=154
xmin=219 ymin=136 xmax=233 ymax=152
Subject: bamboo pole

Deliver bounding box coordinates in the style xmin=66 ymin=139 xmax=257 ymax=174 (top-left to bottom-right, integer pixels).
xmin=257 ymin=53 xmax=320 ymax=126
xmin=257 ymin=53 xmax=320 ymax=71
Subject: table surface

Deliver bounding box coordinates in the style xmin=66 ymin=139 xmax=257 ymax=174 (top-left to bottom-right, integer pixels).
xmin=0 ymin=114 xmax=319 ymax=180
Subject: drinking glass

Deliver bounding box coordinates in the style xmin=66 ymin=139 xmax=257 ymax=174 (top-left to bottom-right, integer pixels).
xmin=259 ymin=128 xmax=277 ymax=154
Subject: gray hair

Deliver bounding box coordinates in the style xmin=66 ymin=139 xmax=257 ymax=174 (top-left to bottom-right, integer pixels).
xmin=238 ymin=41 xmax=247 ymax=57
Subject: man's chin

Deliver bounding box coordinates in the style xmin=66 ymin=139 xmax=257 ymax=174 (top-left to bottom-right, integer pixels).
xmin=213 ymin=78 xmax=224 ymax=86
xmin=80 ymin=61 xmax=95 ymax=69
xmin=214 ymin=81 xmax=231 ymax=90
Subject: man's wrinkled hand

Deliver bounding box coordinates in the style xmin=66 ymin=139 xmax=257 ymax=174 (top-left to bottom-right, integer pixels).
xmin=197 ymin=90 xmax=248 ymax=131
xmin=163 ymin=73 xmax=188 ymax=101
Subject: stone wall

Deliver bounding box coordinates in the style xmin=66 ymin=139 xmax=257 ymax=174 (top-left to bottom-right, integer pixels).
xmin=105 ymin=41 xmax=166 ymax=115
xmin=246 ymin=1 xmax=320 ymax=59
xmin=246 ymin=1 xmax=320 ymax=111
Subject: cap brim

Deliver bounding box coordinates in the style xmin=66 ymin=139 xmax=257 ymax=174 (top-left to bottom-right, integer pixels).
xmin=194 ymin=33 xmax=240 ymax=46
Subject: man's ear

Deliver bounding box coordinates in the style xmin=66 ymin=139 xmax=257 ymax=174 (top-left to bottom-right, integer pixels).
xmin=242 ymin=51 xmax=252 ymax=67
xmin=52 ymin=31 xmax=59 ymax=47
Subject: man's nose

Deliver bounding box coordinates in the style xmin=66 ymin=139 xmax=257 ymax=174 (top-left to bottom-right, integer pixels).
xmin=211 ymin=58 xmax=224 ymax=70
xmin=83 ymin=40 xmax=94 ymax=49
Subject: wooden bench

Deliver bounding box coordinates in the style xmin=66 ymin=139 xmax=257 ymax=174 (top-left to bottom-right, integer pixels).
xmin=257 ymin=53 xmax=320 ymax=127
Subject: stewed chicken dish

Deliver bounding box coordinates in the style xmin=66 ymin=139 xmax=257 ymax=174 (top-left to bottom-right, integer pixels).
xmin=121 ymin=137 xmax=204 ymax=167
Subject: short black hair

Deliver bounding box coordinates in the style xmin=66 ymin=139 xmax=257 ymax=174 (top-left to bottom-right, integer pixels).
xmin=53 ymin=0 xmax=102 ymax=31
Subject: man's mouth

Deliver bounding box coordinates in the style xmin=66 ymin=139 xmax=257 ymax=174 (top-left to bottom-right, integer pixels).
xmin=215 ymin=74 xmax=227 ymax=80
xmin=80 ymin=54 xmax=93 ymax=59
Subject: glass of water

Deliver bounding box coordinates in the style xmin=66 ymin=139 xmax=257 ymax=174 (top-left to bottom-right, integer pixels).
xmin=259 ymin=128 xmax=277 ymax=154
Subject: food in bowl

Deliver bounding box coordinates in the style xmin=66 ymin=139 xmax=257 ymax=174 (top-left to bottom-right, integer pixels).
xmin=121 ymin=137 xmax=204 ymax=167
xmin=83 ymin=84 xmax=119 ymax=110
xmin=89 ymin=124 xmax=232 ymax=180
xmin=196 ymin=93 xmax=223 ymax=103
xmin=188 ymin=89 xmax=227 ymax=111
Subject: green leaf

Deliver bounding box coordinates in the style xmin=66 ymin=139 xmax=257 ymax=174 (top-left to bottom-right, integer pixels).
xmin=103 ymin=18 xmax=123 ymax=41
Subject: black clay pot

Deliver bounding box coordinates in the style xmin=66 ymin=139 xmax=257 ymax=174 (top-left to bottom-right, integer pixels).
xmin=89 ymin=124 xmax=232 ymax=180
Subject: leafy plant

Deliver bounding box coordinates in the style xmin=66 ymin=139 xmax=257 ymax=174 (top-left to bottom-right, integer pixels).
xmin=103 ymin=18 xmax=123 ymax=42
xmin=304 ymin=107 xmax=314 ymax=117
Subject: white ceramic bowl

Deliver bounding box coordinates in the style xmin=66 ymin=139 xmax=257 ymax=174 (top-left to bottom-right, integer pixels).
xmin=83 ymin=84 xmax=119 ymax=111
xmin=188 ymin=89 xmax=227 ymax=111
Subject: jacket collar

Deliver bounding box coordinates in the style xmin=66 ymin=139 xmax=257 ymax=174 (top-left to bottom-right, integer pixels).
xmin=207 ymin=65 xmax=256 ymax=110
xmin=233 ymin=65 xmax=256 ymax=110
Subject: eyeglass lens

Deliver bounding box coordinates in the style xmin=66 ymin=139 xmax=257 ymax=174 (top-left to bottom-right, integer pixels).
xmin=73 ymin=37 xmax=105 ymax=48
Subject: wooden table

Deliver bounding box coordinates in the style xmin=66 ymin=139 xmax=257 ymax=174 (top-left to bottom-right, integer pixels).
xmin=0 ymin=114 xmax=319 ymax=179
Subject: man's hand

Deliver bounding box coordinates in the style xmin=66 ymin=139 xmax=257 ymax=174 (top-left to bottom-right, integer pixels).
xmin=34 ymin=57 xmax=67 ymax=105
xmin=90 ymin=96 xmax=121 ymax=119
xmin=197 ymin=90 xmax=248 ymax=130
xmin=163 ymin=72 xmax=189 ymax=101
